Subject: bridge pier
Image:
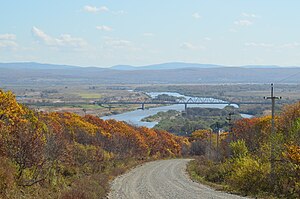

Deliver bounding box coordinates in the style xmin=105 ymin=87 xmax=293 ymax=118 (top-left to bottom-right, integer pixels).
xmin=141 ymin=103 xmax=145 ymax=110
xmin=184 ymin=103 xmax=189 ymax=116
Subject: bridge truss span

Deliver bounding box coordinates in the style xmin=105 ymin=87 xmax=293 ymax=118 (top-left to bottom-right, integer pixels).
xmin=95 ymin=97 xmax=272 ymax=111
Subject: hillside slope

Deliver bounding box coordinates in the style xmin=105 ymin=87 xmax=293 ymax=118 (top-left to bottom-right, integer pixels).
xmin=0 ymin=89 xmax=189 ymax=198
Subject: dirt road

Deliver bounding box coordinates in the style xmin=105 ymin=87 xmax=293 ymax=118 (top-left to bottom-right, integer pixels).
xmin=108 ymin=159 xmax=245 ymax=199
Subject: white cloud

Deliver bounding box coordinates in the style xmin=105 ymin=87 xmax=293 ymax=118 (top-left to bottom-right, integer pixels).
xmin=193 ymin=13 xmax=201 ymax=19
xmin=84 ymin=5 xmax=98 ymax=13
xmin=96 ymin=25 xmax=113 ymax=31
xmin=58 ymin=34 xmax=87 ymax=48
xmin=104 ymin=37 xmax=133 ymax=48
xmin=204 ymin=37 xmax=211 ymax=41
xmin=180 ymin=42 xmax=204 ymax=50
xmin=32 ymin=27 xmax=53 ymax=45
xmin=0 ymin=34 xmax=16 ymax=40
xmin=102 ymin=37 xmax=141 ymax=52
xmin=83 ymin=5 xmax=125 ymax=16
xmin=282 ymin=42 xmax=300 ymax=48
xmin=83 ymin=5 xmax=109 ymax=13
xmin=0 ymin=33 xmax=18 ymax=49
xmin=99 ymin=6 xmax=109 ymax=12
xmin=245 ymin=42 xmax=300 ymax=49
xmin=234 ymin=20 xmax=253 ymax=26
xmin=245 ymin=42 xmax=274 ymax=47
xmin=0 ymin=40 xmax=18 ymax=49
xmin=242 ymin=13 xmax=258 ymax=18
xmin=32 ymin=27 xmax=87 ymax=49
xmin=143 ymin=32 xmax=155 ymax=37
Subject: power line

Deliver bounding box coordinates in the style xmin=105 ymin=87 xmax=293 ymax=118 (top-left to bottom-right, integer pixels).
xmin=276 ymin=70 xmax=300 ymax=83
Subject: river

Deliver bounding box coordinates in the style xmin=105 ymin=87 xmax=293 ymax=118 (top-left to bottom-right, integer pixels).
xmin=101 ymin=92 xmax=252 ymax=128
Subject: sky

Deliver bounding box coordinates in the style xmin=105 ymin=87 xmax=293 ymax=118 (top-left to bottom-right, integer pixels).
xmin=0 ymin=0 xmax=300 ymax=67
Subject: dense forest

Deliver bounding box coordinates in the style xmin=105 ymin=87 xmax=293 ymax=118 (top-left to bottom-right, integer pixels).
xmin=188 ymin=102 xmax=300 ymax=198
xmin=0 ymin=90 xmax=189 ymax=198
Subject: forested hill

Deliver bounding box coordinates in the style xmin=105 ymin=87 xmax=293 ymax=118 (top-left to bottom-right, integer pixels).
xmin=1 ymin=62 xmax=300 ymax=84
xmin=188 ymin=101 xmax=300 ymax=198
xmin=0 ymin=90 xmax=189 ymax=198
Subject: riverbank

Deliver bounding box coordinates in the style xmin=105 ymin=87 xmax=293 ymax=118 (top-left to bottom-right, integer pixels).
xmin=141 ymin=107 xmax=243 ymax=136
xmin=102 ymin=92 xmax=236 ymax=128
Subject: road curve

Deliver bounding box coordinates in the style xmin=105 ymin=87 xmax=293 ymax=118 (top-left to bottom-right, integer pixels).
xmin=108 ymin=159 xmax=245 ymax=199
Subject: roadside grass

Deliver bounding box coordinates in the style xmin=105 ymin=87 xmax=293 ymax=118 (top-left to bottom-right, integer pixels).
xmin=187 ymin=158 xmax=278 ymax=199
xmin=187 ymin=159 xmax=226 ymax=191
xmin=14 ymin=158 xmax=148 ymax=199
xmin=61 ymin=158 xmax=144 ymax=199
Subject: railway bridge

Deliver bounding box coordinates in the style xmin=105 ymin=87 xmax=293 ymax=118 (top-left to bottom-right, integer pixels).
xmin=95 ymin=97 xmax=272 ymax=111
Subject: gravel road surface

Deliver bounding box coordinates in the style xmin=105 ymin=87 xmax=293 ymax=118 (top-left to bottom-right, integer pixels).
xmin=108 ymin=159 xmax=245 ymax=199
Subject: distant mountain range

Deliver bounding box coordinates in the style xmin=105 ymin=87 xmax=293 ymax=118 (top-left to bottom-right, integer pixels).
xmin=110 ymin=62 xmax=224 ymax=70
xmin=0 ymin=62 xmax=287 ymax=71
xmin=110 ymin=63 xmax=289 ymax=70
xmin=0 ymin=62 xmax=299 ymax=85
xmin=0 ymin=62 xmax=79 ymax=70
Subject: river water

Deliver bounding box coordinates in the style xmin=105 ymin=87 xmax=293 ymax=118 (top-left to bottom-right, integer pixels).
xmin=101 ymin=92 xmax=251 ymax=128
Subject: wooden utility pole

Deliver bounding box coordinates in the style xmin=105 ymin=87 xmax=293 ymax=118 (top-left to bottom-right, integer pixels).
xmin=226 ymin=112 xmax=234 ymax=156
xmin=264 ymin=83 xmax=281 ymax=182
xmin=209 ymin=129 xmax=212 ymax=160
xmin=226 ymin=112 xmax=234 ymax=141
xmin=215 ymin=122 xmax=220 ymax=161
xmin=216 ymin=129 xmax=220 ymax=161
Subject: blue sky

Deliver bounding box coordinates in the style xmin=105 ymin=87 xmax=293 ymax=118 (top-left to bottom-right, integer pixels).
xmin=0 ymin=0 xmax=300 ymax=67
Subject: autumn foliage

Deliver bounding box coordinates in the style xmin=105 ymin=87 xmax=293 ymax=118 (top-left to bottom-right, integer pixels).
xmin=190 ymin=101 xmax=300 ymax=198
xmin=0 ymin=90 xmax=189 ymax=198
